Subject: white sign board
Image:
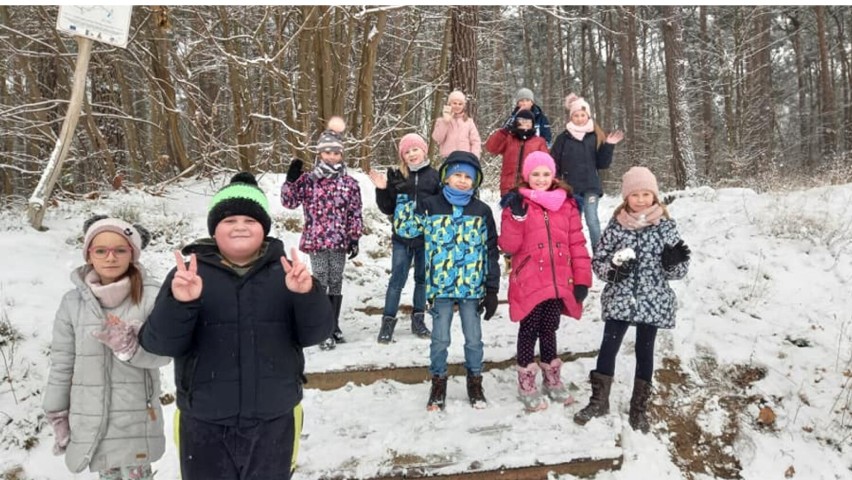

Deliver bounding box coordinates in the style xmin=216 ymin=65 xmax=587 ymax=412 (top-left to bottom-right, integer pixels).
xmin=56 ymin=5 xmax=133 ymax=49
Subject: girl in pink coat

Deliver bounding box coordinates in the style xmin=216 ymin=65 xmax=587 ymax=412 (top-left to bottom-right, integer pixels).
xmin=498 ymin=151 xmax=592 ymax=412
xmin=431 ymin=90 xmax=482 ymax=159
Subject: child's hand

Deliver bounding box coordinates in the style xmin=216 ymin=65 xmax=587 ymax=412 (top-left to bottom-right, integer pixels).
xmin=172 ymin=251 xmax=203 ymax=302
xmin=500 ymin=190 xmax=527 ymax=218
xmin=662 ymin=240 xmax=691 ymax=269
xmin=92 ymin=313 xmax=139 ymax=360
xmin=347 ymin=240 xmax=359 ymax=260
xmin=607 ymin=258 xmax=634 ymax=283
xmin=45 ymin=410 xmax=70 ymax=455
xmin=605 ymin=130 xmax=624 ymax=145
xmin=442 ymin=105 xmax=452 ymax=121
xmin=286 ymin=159 xmax=304 ymax=183
xmin=387 ymin=169 xmax=412 ymax=195
xmin=369 ymin=170 xmax=387 ymax=189
xmin=479 ymin=291 xmax=498 ymax=320
xmin=281 ymin=247 xmax=313 ymax=293
xmin=573 ymin=285 xmax=588 ymax=303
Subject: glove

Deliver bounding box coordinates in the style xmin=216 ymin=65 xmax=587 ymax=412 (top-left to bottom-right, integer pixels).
xmin=92 ymin=315 xmax=139 ymax=361
xmin=347 ymin=240 xmax=359 ymax=260
xmin=479 ymin=291 xmax=498 ymax=321
xmin=499 ymin=190 xmax=527 ymax=218
xmin=45 ymin=410 xmax=70 ymax=455
xmin=606 ymin=259 xmax=634 ymax=283
xmin=573 ymin=285 xmax=588 ymax=303
xmin=286 ymin=159 xmax=304 ymax=183
xmin=387 ymin=169 xmax=412 ymax=196
xmin=661 ymin=240 xmax=691 ymax=269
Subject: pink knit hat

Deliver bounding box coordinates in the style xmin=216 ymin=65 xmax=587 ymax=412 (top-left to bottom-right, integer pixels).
xmin=521 ymin=151 xmax=556 ymax=182
xmin=621 ymin=166 xmax=659 ymax=199
xmin=82 ymin=215 xmax=150 ymax=264
xmin=564 ymin=93 xmax=591 ymax=117
xmin=398 ymin=133 xmax=428 ymax=162
xmin=448 ymin=90 xmax=466 ymax=105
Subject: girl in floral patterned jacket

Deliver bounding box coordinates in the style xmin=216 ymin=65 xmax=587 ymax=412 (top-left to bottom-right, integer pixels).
xmin=280 ymin=117 xmax=363 ymax=350
xmin=574 ymin=166 xmax=690 ymax=433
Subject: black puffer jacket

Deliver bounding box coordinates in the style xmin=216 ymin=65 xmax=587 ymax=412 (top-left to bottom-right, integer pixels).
xmin=551 ymin=131 xmax=615 ymax=196
xmin=375 ymin=165 xmax=441 ymax=248
xmin=139 ymin=237 xmax=334 ymax=426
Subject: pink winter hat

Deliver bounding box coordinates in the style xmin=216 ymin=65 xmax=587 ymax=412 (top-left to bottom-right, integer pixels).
xmin=564 ymin=93 xmax=591 ymax=117
xmin=398 ymin=133 xmax=428 ymax=162
xmin=521 ymin=151 xmax=556 ymax=182
xmin=82 ymin=215 xmax=150 ymax=264
xmin=448 ymin=90 xmax=466 ymax=105
xmin=621 ymin=166 xmax=659 ymax=199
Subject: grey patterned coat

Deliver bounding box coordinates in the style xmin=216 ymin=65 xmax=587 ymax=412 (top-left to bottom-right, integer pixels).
xmin=43 ymin=265 xmax=169 ymax=473
xmin=592 ymin=217 xmax=689 ymax=329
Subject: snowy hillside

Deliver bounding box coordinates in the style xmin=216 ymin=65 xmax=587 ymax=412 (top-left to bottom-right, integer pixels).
xmin=1 ymin=172 xmax=850 ymax=479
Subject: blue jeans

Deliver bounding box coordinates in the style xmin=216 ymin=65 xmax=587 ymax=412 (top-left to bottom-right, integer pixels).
xmin=382 ymin=240 xmax=426 ymax=317
xmin=580 ymin=192 xmax=601 ymax=253
xmin=429 ymin=298 xmax=483 ymax=377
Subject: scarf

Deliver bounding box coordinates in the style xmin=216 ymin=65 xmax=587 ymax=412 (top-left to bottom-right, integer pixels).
xmin=519 ymin=187 xmax=567 ymax=212
xmin=313 ymin=160 xmax=345 ymax=179
xmin=85 ymin=268 xmax=131 ymax=308
xmin=442 ymin=185 xmax=474 ymax=207
xmin=511 ymin=127 xmax=536 ymax=140
xmin=615 ymin=204 xmax=664 ymax=231
xmin=408 ymin=159 xmax=429 ymax=172
xmin=566 ymin=118 xmax=595 ymax=142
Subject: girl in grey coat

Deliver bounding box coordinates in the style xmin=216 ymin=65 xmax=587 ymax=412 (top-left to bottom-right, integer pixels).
xmin=43 ymin=216 xmax=169 ymax=478
xmin=573 ymin=167 xmax=690 ymax=433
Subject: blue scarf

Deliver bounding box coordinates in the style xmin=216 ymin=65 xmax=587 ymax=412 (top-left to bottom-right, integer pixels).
xmin=442 ymin=185 xmax=474 ymax=207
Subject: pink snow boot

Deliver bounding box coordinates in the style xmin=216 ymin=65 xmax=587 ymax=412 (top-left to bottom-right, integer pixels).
xmin=517 ymin=364 xmax=548 ymax=412
xmin=539 ymin=358 xmax=575 ymax=406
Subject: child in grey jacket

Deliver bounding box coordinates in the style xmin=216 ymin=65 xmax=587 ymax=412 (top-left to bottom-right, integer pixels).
xmin=43 ymin=216 xmax=169 ymax=478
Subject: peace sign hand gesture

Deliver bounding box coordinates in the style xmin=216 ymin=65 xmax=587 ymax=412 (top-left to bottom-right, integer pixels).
xmin=280 ymin=248 xmax=313 ymax=293
xmin=172 ymin=250 xmax=203 ymax=302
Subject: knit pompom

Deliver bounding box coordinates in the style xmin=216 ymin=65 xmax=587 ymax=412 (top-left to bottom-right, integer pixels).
xmin=230 ymin=171 xmax=259 ymax=186
xmin=83 ymin=214 xmax=109 ymax=234
xmin=564 ymin=93 xmax=579 ymax=112
xmin=327 ymin=116 xmax=346 ymax=134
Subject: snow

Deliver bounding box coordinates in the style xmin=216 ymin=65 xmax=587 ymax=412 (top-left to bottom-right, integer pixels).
xmin=1 ymin=171 xmax=851 ymax=479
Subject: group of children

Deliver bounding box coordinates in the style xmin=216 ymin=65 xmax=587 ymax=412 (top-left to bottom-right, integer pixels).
xmin=43 ymin=88 xmax=689 ymax=480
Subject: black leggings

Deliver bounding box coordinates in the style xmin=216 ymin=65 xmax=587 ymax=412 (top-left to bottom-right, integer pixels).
xmin=595 ymin=320 xmax=658 ymax=382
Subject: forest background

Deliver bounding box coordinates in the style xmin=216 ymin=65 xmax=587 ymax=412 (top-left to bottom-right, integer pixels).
xmin=1 ymin=5 xmax=852 ymax=205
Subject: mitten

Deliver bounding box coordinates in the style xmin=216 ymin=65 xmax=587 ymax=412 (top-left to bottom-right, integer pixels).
xmin=45 ymin=410 xmax=70 ymax=455
xmin=347 ymin=240 xmax=359 ymax=260
xmin=286 ymin=159 xmax=304 ymax=183
xmin=499 ymin=190 xmax=527 ymax=218
xmin=606 ymin=259 xmax=634 ymax=283
xmin=662 ymin=240 xmax=691 ymax=269
xmin=479 ymin=290 xmax=499 ymax=320
xmin=573 ymin=285 xmax=588 ymax=303
xmin=92 ymin=317 xmax=139 ymax=361
xmin=387 ymin=169 xmax=412 ymax=196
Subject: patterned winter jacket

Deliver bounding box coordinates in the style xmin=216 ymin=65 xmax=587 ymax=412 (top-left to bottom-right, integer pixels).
xmin=551 ymin=131 xmax=615 ymax=196
xmin=499 ymin=196 xmax=592 ymax=322
xmin=592 ymin=216 xmax=689 ymax=329
xmin=395 ymin=157 xmax=500 ymax=300
xmin=432 ymin=115 xmax=482 ymax=159
xmin=280 ymin=168 xmax=363 ymax=253
xmin=375 ymin=165 xmax=442 ymax=249
xmin=485 ymin=128 xmax=549 ymax=195
xmin=43 ymin=265 xmax=168 ymax=473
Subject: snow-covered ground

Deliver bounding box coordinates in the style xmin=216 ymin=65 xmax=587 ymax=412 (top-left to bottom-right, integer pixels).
xmin=1 ymin=171 xmax=850 ymax=479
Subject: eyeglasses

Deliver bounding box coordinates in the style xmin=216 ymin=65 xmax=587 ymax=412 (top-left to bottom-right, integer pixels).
xmin=88 ymin=246 xmax=132 ymax=259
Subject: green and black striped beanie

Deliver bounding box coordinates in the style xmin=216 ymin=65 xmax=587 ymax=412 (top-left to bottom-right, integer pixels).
xmin=207 ymin=172 xmax=271 ymax=236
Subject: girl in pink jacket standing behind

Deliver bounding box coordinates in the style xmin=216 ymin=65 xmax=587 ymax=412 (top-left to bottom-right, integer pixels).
xmin=432 ymin=90 xmax=482 ymax=158
xmin=498 ymin=151 xmax=592 ymax=412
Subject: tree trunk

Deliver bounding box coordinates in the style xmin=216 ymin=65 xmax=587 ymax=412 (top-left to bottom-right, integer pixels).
xmin=699 ymin=7 xmax=714 ymax=179
xmin=218 ymin=7 xmax=255 ymax=172
xmin=661 ymin=6 xmax=698 ymax=188
xmin=450 ymin=6 xmax=479 ymax=119
xmin=815 ymin=6 xmax=837 ymax=156
xmin=355 ymin=11 xmax=388 ymax=171
xmin=618 ymin=6 xmax=637 ymax=165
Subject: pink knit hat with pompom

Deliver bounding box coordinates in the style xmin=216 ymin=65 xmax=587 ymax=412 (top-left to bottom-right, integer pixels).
xmin=564 ymin=93 xmax=591 ymax=117
xmin=521 ymin=151 xmax=557 ymax=182
xmin=621 ymin=166 xmax=659 ymax=199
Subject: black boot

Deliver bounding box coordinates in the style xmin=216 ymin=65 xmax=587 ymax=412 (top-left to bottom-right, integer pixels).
xmin=573 ymin=371 xmax=613 ymax=425
xmin=328 ymin=294 xmax=345 ymax=344
xmin=628 ymin=378 xmax=653 ymax=433
xmin=377 ymin=315 xmax=397 ymax=344
xmin=427 ymin=375 xmax=447 ymax=411
xmin=410 ymin=311 xmax=431 ymax=338
xmin=466 ymin=373 xmax=487 ymax=409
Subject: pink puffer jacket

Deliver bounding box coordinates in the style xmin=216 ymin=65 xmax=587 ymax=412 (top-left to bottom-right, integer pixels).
xmin=499 ymin=197 xmax=592 ymax=322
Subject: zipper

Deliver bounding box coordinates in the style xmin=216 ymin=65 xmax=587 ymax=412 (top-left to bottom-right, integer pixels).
xmin=144 ymin=370 xmax=157 ymax=421
xmin=543 ymin=211 xmax=560 ymax=298
xmin=514 ymin=140 xmax=526 ymax=186
xmin=413 ymin=171 xmax=419 ymax=203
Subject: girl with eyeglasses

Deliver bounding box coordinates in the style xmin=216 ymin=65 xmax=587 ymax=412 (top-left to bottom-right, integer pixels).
xmin=43 ymin=216 xmax=169 ymax=479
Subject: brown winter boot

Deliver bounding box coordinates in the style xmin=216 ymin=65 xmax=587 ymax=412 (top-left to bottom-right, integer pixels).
xmin=427 ymin=375 xmax=448 ymax=412
xmin=466 ymin=374 xmax=487 ymax=409
xmin=628 ymin=378 xmax=653 ymax=433
xmin=573 ymin=371 xmax=614 ymax=425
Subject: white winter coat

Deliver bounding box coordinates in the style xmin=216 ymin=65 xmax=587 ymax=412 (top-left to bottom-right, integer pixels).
xmin=43 ymin=265 xmax=169 ymax=473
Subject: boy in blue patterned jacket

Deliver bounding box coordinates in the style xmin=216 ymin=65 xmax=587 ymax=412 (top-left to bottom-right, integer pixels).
xmin=396 ymin=150 xmax=500 ymax=411
xmin=280 ymin=117 xmax=364 ymax=350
